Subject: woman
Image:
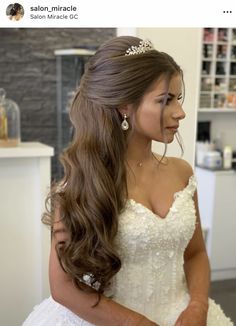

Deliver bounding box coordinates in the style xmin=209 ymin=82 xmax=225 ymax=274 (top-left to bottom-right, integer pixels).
xmin=8 ymin=3 xmax=23 ymax=21
xmin=23 ymin=36 xmax=233 ymax=326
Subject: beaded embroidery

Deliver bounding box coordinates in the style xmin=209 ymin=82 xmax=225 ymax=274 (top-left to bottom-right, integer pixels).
xmin=125 ymin=39 xmax=154 ymax=56
xmin=23 ymin=174 xmax=233 ymax=326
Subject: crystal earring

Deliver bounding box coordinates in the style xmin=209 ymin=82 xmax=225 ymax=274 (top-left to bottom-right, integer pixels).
xmin=121 ymin=114 xmax=129 ymax=130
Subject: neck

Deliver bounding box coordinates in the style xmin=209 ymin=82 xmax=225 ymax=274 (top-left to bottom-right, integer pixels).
xmin=125 ymin=133 xmax=153 ymax=165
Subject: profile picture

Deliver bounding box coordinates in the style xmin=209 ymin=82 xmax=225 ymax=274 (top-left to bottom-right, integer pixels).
xmin=6 ymin=3 xmax=24 ymax=21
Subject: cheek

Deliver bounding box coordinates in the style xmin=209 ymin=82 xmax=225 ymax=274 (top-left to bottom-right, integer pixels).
xmin=134 ymin=106 xmax=162 ymax=133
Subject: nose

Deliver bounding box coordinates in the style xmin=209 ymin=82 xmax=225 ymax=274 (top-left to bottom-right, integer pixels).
xmin=172 ymin=103 xmax=186 ymax=121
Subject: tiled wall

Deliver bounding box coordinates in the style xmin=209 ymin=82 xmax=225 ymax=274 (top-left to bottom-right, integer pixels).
xmin=0 ymin=28 xmax=116 ymax=180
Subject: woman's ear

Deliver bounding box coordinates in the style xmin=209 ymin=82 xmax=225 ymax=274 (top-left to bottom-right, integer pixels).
xmin=117 ymin=104 xmax=133 ymax=117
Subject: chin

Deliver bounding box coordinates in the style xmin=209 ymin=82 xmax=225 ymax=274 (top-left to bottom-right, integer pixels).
xmin=153 ymin=134 xmax=175 ymax=144
xmin=167 ymin=136 xmax=175 ymax=143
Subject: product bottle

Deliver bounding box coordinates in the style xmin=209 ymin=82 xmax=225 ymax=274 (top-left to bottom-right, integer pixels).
xmin=0 ymin=103 xmax=7 ymax=140
xmin=0 ymin=88 xmax=20 ymax=147
xmin=223 ymin=145 xmax=232 ymax=169
xmin=213 ymin=132 xmax=223 ymax=152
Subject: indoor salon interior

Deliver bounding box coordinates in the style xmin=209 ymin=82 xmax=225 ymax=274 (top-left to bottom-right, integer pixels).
xmin=0 ymin=28 xmax=236 ymax=325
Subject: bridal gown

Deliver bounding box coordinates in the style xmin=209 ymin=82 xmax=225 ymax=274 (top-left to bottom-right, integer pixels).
xmin=23 ymin=175 xmax=234 ymax=326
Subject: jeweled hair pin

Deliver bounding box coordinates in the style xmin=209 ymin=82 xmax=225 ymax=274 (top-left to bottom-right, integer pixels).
xmin=125 ymin=39 xmax=154 ymax=56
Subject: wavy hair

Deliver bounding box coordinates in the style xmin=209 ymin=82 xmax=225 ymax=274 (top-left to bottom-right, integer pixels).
xmin=42 ymin=35 xmax=183 ymax=304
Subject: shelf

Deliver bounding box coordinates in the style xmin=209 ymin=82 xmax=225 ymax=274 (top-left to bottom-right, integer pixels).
xmin=198 ymin=108 xmax=236 ymax=112
xmin=216 ymin=41 xmax=228 ymax=45
xmin=200 ymin=29 xmax=236 ymax=110
xmin=200 ymin=91 xmax=227 ymax=94
xmin=54 ymin=48 xmax=96 ymax=56
xmin=214 ymin=75 xmax=227 ymax=77
xmin=202 ymin=59 xmax=229 ymax=62
xmin=0 ymin=142 xmax=54 ymax=158
xmin=215 ymin=59 xmax=228 ymax=62
xmin=201 ymin=74 xmax=212 ymax=77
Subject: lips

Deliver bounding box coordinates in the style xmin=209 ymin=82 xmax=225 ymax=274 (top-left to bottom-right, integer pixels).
xmin=166 ymin=125 xmax=179 ymax=133
xmin=166 ymin=125 xmax=179 ymax=129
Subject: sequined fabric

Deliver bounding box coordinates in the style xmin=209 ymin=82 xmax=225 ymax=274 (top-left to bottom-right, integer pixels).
xmin=23 ymin=175 xmax=234 ymax=326
xmin=109 ymin=174 xmax=233 ymax=325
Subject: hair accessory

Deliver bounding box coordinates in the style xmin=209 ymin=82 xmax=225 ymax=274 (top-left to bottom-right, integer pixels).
xmin=81 ymin=273 xmax=101 ymax=291
xmin=125 ymin=39 xmax=154 ymax=56
xmin=121 ymin=114 xmax=129 ymax=130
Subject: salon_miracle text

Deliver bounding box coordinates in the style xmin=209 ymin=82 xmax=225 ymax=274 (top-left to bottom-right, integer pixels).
xmin=30 ymin=5 xmax=77 ymax=12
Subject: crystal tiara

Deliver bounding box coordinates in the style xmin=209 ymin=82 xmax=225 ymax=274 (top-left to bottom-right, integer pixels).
xmin=125 ymin=39 xmax=154 ymax=56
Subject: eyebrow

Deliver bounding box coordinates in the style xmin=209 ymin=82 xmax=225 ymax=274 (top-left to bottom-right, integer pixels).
xmin=156 ymin=92 xmax=182 ymax=98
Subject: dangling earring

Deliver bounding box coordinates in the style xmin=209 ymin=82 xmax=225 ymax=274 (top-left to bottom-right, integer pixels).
xmin=121 ymin=114 xmax=129 ymax=130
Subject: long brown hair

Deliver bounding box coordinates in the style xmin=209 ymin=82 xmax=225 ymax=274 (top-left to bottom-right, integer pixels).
xmin=42 ymin=36 xmax=183 ymax=303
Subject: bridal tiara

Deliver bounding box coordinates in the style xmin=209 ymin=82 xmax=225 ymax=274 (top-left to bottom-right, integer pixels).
xmin=125 ymin=39 xmax=154 ymax=56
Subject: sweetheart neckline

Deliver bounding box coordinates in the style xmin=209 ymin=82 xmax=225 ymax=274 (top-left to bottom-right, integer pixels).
xmin=126 ymin=174 xmax=195 ymax=221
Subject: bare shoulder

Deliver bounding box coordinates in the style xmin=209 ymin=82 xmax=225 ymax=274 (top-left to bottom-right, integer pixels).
xmin=168 ymin=156 xmax=194 ymax=186
xmin=52 ymin=205 xmax=70 ymax=243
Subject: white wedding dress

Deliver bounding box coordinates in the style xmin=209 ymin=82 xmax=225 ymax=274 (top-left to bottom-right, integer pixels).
xmin=23 ymin=175 xmax=234 ymax=326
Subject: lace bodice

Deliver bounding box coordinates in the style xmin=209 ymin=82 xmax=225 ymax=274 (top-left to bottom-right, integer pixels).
xmin=107 ymin=175 xmax=198 ymax=325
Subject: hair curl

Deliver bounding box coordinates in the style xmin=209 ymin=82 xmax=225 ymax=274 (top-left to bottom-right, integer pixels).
xmin=42 ymin=35 xmax=183 ymax=305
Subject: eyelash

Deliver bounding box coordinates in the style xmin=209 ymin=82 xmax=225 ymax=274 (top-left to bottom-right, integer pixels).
xmin=159 ymin=96 xmax=183 ymax=105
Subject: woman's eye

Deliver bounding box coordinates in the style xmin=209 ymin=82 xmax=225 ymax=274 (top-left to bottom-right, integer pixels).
xmin=158 ymin=95 xmax=182 ymax=106
xmin=164 ymin=97 xmax=172 ymax=105
xmin=178 ymin=96 xmax=183 ymax=102
xmin=158 ymin=97 xmax=172 ymax=105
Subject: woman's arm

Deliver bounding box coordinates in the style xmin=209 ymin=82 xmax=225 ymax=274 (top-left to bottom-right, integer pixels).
xmin=183 ymin=189 xmax=210 ymax=311
xmin=171 ymin=159 xmax=210 ymax=326
xmin=49 ymin=210 xmax=158 ymax=326
xmin=174 ymin=190 xmax=210 ymax=326
xmin=173 ymin=158 xmax=210 ymax=310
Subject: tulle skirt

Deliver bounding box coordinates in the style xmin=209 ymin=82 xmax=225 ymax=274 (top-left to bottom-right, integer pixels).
xmin=22 ymin=295 xmax=234 ymax=326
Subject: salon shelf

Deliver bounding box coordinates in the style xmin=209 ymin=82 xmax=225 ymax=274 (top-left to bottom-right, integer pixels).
xmin=198 ymin=108 xmax=236 ymax=113
xmin=0 ymin=142 xmax=54 ymax=158
xmin=200 ymin=28 xmax=236 ymax=109
xmin=54 ymin=48 xmax=95 ymax=56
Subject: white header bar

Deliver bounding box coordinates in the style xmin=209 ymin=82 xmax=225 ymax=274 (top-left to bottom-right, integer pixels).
xmin=0 ymin=0 xmax=236 ymax=28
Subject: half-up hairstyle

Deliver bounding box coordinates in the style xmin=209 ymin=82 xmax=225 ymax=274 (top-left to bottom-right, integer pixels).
xmin=42 ymin=35 xmax=183 ymax=304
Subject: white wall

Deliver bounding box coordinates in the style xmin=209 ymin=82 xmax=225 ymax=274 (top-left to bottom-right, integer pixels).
xmin=117 ymin=28 xmax=137 ymax=36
